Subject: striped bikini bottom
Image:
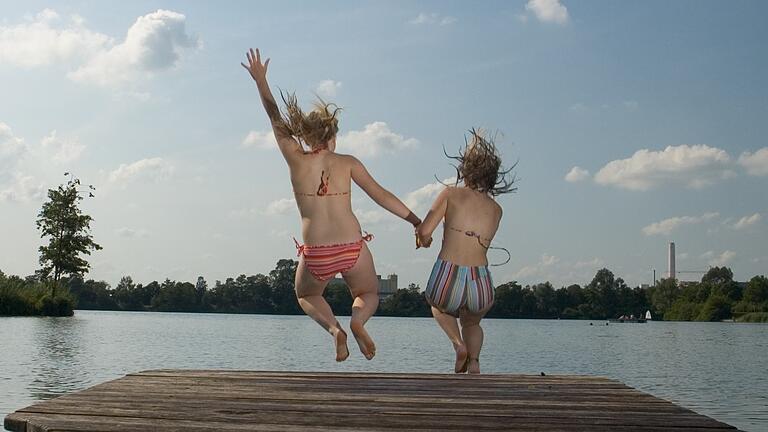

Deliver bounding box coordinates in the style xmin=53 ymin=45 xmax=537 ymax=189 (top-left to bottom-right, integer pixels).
xmin=424 ymin=258 xmax=495 ymax=317
xmin=294 ymin=234 xmax=373 ymax=281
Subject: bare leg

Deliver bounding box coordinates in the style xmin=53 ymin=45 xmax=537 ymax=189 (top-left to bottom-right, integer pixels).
xmin=341 ymin=243 xmax=379 ymax=360
xmin=431 ymin=306 xmax=468 ymax=373
xmin=295 ymin=257 xmax=348 ymax=362
xmin=460 ymin=303 xmax=493 ymax=374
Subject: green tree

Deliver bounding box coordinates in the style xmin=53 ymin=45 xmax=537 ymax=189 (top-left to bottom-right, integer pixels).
xmin=36 ymin=174 xmax=101 ymax=296
xmin=648 ymin=278 xmax=679 ymax=319
xmin=269 ymin=259 xmax=300 ymax=314
xmin=743 ymin=275 xmax=768 ymax=304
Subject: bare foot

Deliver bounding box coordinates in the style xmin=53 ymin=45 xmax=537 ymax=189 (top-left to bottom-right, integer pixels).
xmin=468 ymin=358 xmax=480 ymax=374
xmin=334 ymin=329 xmax=349 ymax=362
xmin=454 ymin=343 xmax=468 ymax=373
xmin=349 ymin=319 xmax=376 ymax=360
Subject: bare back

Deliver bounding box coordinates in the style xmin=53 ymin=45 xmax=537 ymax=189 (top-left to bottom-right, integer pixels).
xmin=289 ymin=151 xmax=363 ymax=245
xmin=421 ymin=187 xmax=502 ymax=267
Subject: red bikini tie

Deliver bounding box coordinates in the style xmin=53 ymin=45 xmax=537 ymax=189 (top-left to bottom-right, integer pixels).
xmin=362 ymin=231 xmax=374 ymax=242
xmin=293 ymin=237 xmax=305 ymax=256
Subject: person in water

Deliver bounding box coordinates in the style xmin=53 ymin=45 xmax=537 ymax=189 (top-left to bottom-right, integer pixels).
xmin=242 ymin=48 xmax=421 ymax=362
xmin=416 ymin=129 xmax=516 ymax=374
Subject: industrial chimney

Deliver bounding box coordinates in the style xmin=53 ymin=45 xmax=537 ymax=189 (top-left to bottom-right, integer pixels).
xmin=668 ymin=242 xmax=676 ymax=280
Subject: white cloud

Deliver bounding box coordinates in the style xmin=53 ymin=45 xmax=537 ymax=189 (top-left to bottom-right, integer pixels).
xmin=738 ymin=148 xmax=768 ymax=176
xmin=337 ymin=122 xmax=418 ymax=158
xmin=241 ymin=130 xmax=276 ymax=150
xmin=0 ymin=9 xmax=111 ymax=68
xmin=0 ymin=122 xmax=26 ymax=171
xmin=263 ymin=198 xmax=296 ymax=216
xmin=355 ymin=208 xmax=389 ymax=225
xmin=409 ymin=13 xmax=457 ymax=26
xmin=40 ymin=130 xmax=85 ymax=164
xmin=568 ymin=103 xmax=588 ymax=113
xmin=0 ymin=173 xmax=44 ymax=202
xmin=403 ymin=177 xmax=456 ymax=214
xmin=733 ymin=213 xmax=761 ymax=230
xmin=573 ymin=258 xmax=604 ymax=269
xmin=565 ymin=166 xmax=589 ymax=183
xmin=623 ymin=100 xmax=639 ymax=110
xmin=316 ymin=80 xmax=342 ymax=98
xmin=108 ymin=157 xmax=174 ymax=183
xmin=642 ymin=212 xmax=719 ymax=236
xmin=116 ymin=227 xmax=148 ymax=238
xmin=706 ymin=250 xmax=736 ymax=267
xmin=69 ymin=10 xmax=199 ymax=87
xmin=594 ymin=144 xmax=734 ymax=191
xmin=513 ymin=254 xmax=560 ymax=279
xmin=525 ymin=0 xmax=569 ymax=24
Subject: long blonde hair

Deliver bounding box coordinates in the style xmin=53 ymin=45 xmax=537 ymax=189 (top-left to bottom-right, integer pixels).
xmin=277 ymin=92 xmax=341 ymax=150
xmin=445 ymin=128 xmax=517 ymax=196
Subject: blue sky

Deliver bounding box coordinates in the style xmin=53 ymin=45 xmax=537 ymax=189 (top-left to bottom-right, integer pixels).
xmin=1 ymin=0 xmax=766 ymax=288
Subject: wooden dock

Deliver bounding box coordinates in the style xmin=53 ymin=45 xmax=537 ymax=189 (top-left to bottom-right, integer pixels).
xmin=4 ymin=370 xmax=741 ymax=431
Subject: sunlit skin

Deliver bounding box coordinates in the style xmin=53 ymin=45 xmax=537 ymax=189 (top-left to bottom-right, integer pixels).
xmin=242 ymin=48 xmax=421 ymax=361
xmin=417 ymin=185 xmax=502 ymax=373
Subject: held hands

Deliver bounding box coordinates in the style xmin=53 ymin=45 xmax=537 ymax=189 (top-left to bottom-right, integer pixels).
xmin=241 ymin=48 xmax=270 ymax=82
xmin=414 ymin=224 xmax=433 ymax=249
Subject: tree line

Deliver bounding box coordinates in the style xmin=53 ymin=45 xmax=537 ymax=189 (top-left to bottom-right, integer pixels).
xmin=4 ymin=262 xmax=765 ymax=322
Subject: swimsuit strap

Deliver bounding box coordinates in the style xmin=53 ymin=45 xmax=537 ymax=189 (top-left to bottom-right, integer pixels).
xmin=293 ymin=237 xmax=305 ymax=257
xmin=447 ymin=225 xmax=511 ymax=267
xmin=294 ymin=191 xmax=350 ymax=197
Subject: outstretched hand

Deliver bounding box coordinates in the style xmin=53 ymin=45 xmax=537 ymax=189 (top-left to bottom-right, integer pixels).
xmin=241 ymin=48 xmax=270 ymax=82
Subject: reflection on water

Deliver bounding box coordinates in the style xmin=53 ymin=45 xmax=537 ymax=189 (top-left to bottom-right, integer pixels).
xmin=28 ymin=317 xmax=89 ymax=400
xmin=1 ymin=312 xmax=767 ymax=432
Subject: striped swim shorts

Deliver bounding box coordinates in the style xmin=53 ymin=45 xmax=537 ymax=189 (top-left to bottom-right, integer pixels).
xmin=424 ymin=258 xmax=495 ymax=317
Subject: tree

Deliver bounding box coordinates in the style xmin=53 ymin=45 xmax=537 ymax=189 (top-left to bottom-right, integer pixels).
xmin=701 ymin=267 xmax=733 ymax=286
xmin=743 ymin=275 xmax=768 ymax=304
xmin=269 ymin=259 xmax=300 ymax=314
xmin=36 ymin=174 xmax=101 ymax=296
xmin=648 ymin=278 xmax=679 ymax=319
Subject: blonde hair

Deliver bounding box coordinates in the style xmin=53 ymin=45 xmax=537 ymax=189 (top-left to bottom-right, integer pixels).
xmin=277 ymin=92 xmax=340 ymax=150
xmin=445 ymin=128 xmax=517 ymax=196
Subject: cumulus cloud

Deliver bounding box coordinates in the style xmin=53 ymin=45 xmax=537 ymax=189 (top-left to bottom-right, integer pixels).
xmin=67 ymin=10 xmax=197 ymax=86
xmin=0 ymin=9 xmax=111 ymax=68
xmin=403 ymin=177 xmax=456 ymax=214
xmin=40 ymin=130 xmax=85 ymax=164
xmin=564 ymin=166 xmax=589 ymax=183
xmin=738 ymin=148 xmax=768 ymax=176
xmin=116 ymin=227 xmax=148 ymax=238
xmin=594 ymin=144 xmax=734 ymax=191
xmin=0 ymin=122 xmax=26 ymax=171
xmin=703 ymin=250 xmax=736 ymax=267
xmin=525 ymin=0 xmax=569 ymax=24
xmin=355 ymin=208 xmax=389 ymax=225
xmin=514 ymin=254 xmax=560 ymax=279
xmin=0 ymin=173 xmax=45 ymax=202
xmin=263 ymin=198 xmax=296 ymax=216
xmin=409 ymin=13 xmax=457 ymax=26
xmin=108 ymin=157 xmax=174 ymax=183
xmin=337 ymin=122 xmax=418 ymax=158
xmin=316 ymin=80 xmax=342 ymax=98
xmin=241 ymin=130 xmax=277 ymax=150
xmin=573 ymin=258 xmax=605 ymax=269
xmin=733 ymin=213 xmax=761 ymax=230
xmin=642 ymin=212 xmax=719 ymax=236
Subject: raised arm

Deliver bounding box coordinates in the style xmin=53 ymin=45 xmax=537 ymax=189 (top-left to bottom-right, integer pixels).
xmin=416 ymin=187 xmax=449 ymax=248
xmin=241 ymin=48 xmax=301 ymax=162
xmin=351 ymin=157 xmax=421 ymax=227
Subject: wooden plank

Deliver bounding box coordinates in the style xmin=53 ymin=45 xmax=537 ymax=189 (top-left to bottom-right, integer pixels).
xmin=4 ymin=371 xmax=742 ymax=432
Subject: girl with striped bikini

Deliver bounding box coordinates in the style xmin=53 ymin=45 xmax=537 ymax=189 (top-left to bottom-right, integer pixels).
xmin=242 ymin=49 xmax=421 ymax=362
xmin=417 ymin=130 xmax=516 ymax=374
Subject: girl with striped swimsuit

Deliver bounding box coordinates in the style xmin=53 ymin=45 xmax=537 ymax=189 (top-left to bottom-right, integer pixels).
xmin=242 ymin=49 xmax=421 ymax=362
xmin=416 ymin=130 xmax=516 ymax=374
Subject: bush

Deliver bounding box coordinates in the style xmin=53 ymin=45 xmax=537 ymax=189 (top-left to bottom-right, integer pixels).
xmin=697 ymin=295 xmax=731 ymax=322
xmin=736 ymin=312 xmax=768 ymax=323
xmin=35 ymin=294 xmax=75 ymax=316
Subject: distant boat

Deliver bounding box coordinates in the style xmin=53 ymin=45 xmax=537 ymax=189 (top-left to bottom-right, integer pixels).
xmin=645 ymin=310 xmax=652 ymax=320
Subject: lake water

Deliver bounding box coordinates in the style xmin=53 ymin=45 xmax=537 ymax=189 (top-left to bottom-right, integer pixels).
xmin=1 ymin=311 xmax=766 ymax=431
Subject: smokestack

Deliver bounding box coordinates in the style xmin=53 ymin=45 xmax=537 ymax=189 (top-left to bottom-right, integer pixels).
xmin=668 ymin=242 xmax=676 ymax=280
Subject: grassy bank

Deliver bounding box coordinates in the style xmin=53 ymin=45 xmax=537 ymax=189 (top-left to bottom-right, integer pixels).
xmin=735 ymin=312 xmax=768 ymax=323
xmin=0 ymin=280 xmax=76 ymax=317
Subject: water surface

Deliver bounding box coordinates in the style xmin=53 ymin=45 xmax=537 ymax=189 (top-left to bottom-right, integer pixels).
xmin=1 ymin=311 xmax=766 ymax=431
